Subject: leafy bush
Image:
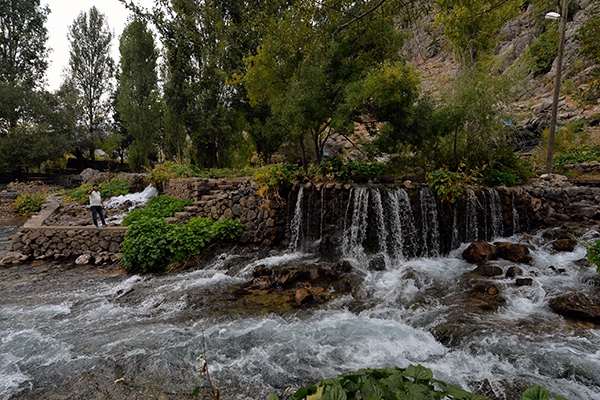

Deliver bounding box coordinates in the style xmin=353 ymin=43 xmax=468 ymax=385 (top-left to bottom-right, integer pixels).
xmin=121 ymin=217 xmax=175 ymax=273
xmin=554 ymin=145 xmax=600 ymax=167
xmin=63 ymin=179 xmax=132 ymax=203
xmin=484 ymin=146 xmax=534 ymax=187
xmin=254 ymin=164 xmax=301 ymax=198
xmin=147 ymin=162 xmax=257 ymax=188
xmin=526 ymin=28 xmax=558 ymax=75
xmin=122 ymin=195 xmax=192 ymax=226
xmin=13 ymin=193 xmax=47 ymax=216
xmin=308 ymin=159 xmax=390 ymax=182
xmin=428 ymin=165 xmax=480 ymax=203
xmin=212 ymin=218 xmax=244 ymax=241
xmin=167 ymin=217 xmax=214 ymax=262
xmin=268 ymin=365 xmax=567 ymax=400
xmin=488 ymin=169 xmax=518 ymax=187
xmin=121 ymin=214 xmax=244 ymax=272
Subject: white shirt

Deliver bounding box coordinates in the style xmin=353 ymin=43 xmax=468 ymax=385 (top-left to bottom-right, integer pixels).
xmin=89 ymin=190 xmax=102 ymax=207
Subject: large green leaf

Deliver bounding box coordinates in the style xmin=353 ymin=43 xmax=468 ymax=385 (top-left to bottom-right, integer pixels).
xmin=322 ymin=384 xmax=347 ymax=400
xmin=362 ymin=379 xmax=386 ymax=400
xmin=404 ymin=365 xmax=434 ymax=383
xmin=520 ymin=386 xmax=550 ymax=400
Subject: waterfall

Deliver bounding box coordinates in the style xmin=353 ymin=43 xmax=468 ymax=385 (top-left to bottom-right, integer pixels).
xmin=451 ymin=211 xmax=461 ymax=250
xmin=512 ymin=192 xmax=520 ymax=235
xmin=419 ymin=188 xmax=440 ymax=257
xmin=465 ymin=189 xmax=478 ymax=243
xmin=288 ymin=186 xmax=304 ymax=252
xmin=342 ymin=187 xmax=370 ymax=260
xmin=372 ymin=190 xmax=388 ymax=257
xmin=487 ymin=188 xmax=504 ymax=240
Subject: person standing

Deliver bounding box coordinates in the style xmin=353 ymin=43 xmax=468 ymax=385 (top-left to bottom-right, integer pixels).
xmin=88 ymin=183 xmax=107 ymax=227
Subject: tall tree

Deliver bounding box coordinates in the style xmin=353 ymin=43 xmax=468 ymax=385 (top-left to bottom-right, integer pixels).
xmin=0 ymin=0 xmax=49 ymax=132
xmin=116 ymin=17 xmax=160 ymax=172
xmin=242 ymin=0 xmax=418 ymax=169
xmin=67 ymin=6 xmax=115 ymax=163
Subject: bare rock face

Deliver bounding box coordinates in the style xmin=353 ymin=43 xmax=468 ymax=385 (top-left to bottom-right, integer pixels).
xmin=495 ymin=242 xmax=532 ymax=264
xmin=549 ymin=292 xmax=600 ymax=324
xmin=472 ymin=264 xmax=503 ymax=277
xmin=463 ymin=240 xmax=497 ymax=264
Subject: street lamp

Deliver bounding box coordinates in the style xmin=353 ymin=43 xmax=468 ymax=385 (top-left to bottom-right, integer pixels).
xmin=544 ymin=1 xmax=569 ymax=174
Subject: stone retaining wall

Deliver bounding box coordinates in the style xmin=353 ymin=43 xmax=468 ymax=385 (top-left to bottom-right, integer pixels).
xmin=12 ymin=226 xmax=127 ymax=262
xmin=162 ymin=177 xmax=288 ymax=245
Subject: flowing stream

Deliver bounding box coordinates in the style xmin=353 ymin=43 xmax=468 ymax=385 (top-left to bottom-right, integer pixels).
xmin=2 ymin=187 xmax=600 ymax=399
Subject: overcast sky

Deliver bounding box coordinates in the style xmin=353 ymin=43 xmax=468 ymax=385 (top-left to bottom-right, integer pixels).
xmin=43 ymin=0 xmax=155 ymax=91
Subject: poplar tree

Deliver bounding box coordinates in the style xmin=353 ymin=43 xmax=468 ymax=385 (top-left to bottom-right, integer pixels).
xmin=116 ymin=17 xmax=160 ymax=172
xmin=67 ymin=6 xmax=115 ymax=162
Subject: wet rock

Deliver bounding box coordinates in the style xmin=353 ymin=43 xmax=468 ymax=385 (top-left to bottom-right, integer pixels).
xmin=495 ymin=242 xmax=532 ymax=263
xmin=506 ymin=266 xmax=523 ymax=278
xmin=463 ymin=240 xmax=497 ymax=264
xmin=472 ymin=264 xmax=503 ymax=277
xmin=553 ymin=238 xmax=576 ymax=252
xmin=295 ymin=288 xmax=314 ymax=305
xmin=516 ymin=278 xmax=533 ymax=286
xmin=548 ymin=292 xmax=600 ymax=324
xmin=250 ymin=275 xmax=274 ymax=290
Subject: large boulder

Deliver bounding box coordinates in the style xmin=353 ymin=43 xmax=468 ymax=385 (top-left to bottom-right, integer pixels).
xmin=553 ymin=239 xmax=576 ymax=252
xmin=495 ymin=242 xmax=532 ymax=264
xmin=463 ymin=240 xmax=497 ymax=264
xmin=548 ymin=292 xmax=600 ymax=324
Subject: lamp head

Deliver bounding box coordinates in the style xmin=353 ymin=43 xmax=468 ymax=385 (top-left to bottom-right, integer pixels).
xmin=545 ymin=11 xmax=561 ymax=20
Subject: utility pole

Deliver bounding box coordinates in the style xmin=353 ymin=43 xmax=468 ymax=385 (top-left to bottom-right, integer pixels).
xmin=544 ymin=0 xmax=569 ymax=174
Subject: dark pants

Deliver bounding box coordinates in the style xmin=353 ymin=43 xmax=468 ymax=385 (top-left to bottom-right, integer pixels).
xmin=91 ymin=206 xmax=106 ymax=227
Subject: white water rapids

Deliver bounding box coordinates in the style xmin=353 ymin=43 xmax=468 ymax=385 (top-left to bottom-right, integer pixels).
xmin=1 ymin=230 xmax=600 ymax=399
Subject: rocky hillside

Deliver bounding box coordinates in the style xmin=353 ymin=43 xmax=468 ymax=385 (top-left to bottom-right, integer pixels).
xmin=401 ymin=0 xmax=600 ymax=152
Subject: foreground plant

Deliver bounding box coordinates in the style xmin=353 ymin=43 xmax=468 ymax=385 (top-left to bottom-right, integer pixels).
xmin=268 ymin=365 xmax=567 ymax=400
xmin=13 ymin=192 xmax=47 ymax=216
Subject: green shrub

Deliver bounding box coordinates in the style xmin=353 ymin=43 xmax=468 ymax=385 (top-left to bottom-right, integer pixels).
xmin=269 ymin=366 xmax=568 ymax=400
xmin=167 ymin=217 xmax=214 ymax=262
xmin=13 ymin=193 xmax=47 ymax=216
xmin=488 ymin=169 xmax=518 ymax=187
xmin=308 ymin=159 xmax=390 ymax=182
xmin=121 ymin=215 xmax=244 ymax=272
xmin=212 ymin=218 xmax=244 ymax=241
xmin=254 ymin=164 xmax=301 ymax=198
xmin=121 ymin=195 xmax=192 ymax=226
xmin=121 ymin=217 xmax=175 ymax=273
xmin=63 ymin=179 xmax=132 ymax=204
xmin=428 ymin=165 xmax=479 ymax=203
xmin=147 ymin=162 xmax=257 ymax=188
xmin=554 ymin=145 xmax=600 ymax=167
xmin=526 ymin=28 xmax=558 ymax=75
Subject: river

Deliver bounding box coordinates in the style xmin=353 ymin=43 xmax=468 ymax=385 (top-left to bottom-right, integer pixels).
xmin=1 ymin=227 xmax=600 ymax=399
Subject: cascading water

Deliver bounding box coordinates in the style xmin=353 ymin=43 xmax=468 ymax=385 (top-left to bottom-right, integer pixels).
xmin=3 ymin=185 xmax=600 ymax=400
xmin=512 ymin=192 xmax=520 ymax=235
xmin=104 ymin=185 xmax=159 ymax=224
xmin=288 ymin=186 xmax=304 ymax=252
xmin=465 ymin=189 xmax=479 ymax=243
xmin=486 ymin=188 xmax=504 ymax=241
xmin=419 ymin=188 xmax=440 ymax=257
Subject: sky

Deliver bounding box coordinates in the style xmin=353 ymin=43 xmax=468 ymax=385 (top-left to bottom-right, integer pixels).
xmin=43 ymin=0 xmax=155 ymax=91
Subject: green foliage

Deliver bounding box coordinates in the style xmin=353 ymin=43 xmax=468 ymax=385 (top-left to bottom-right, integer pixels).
xmin=121 ymin=195 xmax=192 ymax=226
xmin=428 ymin=165 xmax=480 ymax=203
xmin=484 ymin=145 xmax=534 ymax=187
xmin=13 ymin=193 xmax=47 ymax=216
xmin=121 ymin=215 xmax=244 ymax=273
xmin=147 ymin=162 xmax=256 ymax=189
xmin=276 ymin=366 xmax=568 ymax=400
xmin=434 ymin=0 xmax=521 ymax=66
xmin=526 ymin=28 xmax=559 ymax=75
xmin=309 ymin=159 xmax=389 ymax=182
xmin=212 ymin=218 xmax=244 ymax=242
xmin=554 ymin=146 xmax=600 ymax=167
xmin=281 ymin=364 xmax=490 ymax=400
xmin=581 ymin=239 xmax=600 ymax=274
xmin=520 ymin=385 xmax=568 ymax=400
xmin=167 ymin=217 xmax=214 ymax=262
xmin=254 ymin=164 xmax=301 ymax=198
xmin=121 ymin=217 xmax=174 ymax=273
xmin=116 ymin=17 xmax=161 ymax=172
xmin=62 ymin=179 xmax=132 ymax=204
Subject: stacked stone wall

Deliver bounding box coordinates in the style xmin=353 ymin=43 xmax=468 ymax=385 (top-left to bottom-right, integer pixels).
xmin=12 ymin=227 xmax=127 ymax=262
xmin=162 ymin=177 xmax=288 ymax=245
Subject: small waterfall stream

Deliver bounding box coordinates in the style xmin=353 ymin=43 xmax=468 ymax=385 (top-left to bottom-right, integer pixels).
xmin=2 ymin=185 xmax=600 ymax=399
